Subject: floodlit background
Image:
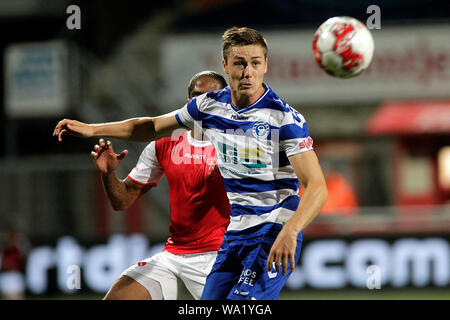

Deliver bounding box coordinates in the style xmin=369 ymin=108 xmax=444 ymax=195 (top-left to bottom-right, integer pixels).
xmin=0 ymin=0 xmax=449 ymax=300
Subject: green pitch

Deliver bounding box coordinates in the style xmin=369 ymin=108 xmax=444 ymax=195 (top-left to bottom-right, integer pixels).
xmin=279 ymin=288 xmax=450 ymax=300
xmin=18 ymin=288 xmax=450 ymax=300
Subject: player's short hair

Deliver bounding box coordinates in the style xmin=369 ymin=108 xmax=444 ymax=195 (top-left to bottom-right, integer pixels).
xmin=187 ymin=70 xmax=227 ymax=96
xmin=222 ymin=27 xmax=268 ymax=62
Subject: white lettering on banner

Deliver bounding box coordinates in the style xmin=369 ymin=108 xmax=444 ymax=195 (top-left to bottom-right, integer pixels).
xmin=13 ymin=235 xmax=450 ymax=294
xmin=391 ymin=238 xmax=450 ymax=288
xmin=287 ymin=237 xmax=450 ymax=289
xmin=346 ymin=239 xmax=390 ymax=288
xmin=25 ymin=234 xmax=159 ymax=294
xmin=26 ymin=246 xmax=55 ymax=294
xmin=302 ymin=240 xmax=347 ymax=288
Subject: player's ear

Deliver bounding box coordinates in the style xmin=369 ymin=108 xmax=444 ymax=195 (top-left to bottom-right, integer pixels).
xmin=222 ymin=58 xmax=229 ymax=75
xmin=264 ymin=57 xmax=268 ymax=74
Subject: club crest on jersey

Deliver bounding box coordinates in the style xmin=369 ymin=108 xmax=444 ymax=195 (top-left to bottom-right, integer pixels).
xmin=252 ymin=121 xmax=269 ymax=139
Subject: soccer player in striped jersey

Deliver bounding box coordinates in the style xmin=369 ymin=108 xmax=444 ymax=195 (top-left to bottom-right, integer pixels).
xmin=54 ymin=27 xmax=328 ymax=300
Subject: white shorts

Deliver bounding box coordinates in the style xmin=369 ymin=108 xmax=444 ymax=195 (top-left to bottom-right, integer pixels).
xmin=121 ymin=250 xmax=217 ymax=300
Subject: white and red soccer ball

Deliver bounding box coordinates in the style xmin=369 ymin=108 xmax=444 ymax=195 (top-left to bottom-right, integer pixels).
xmin=313 ymin=16 xmax=374 ymax=78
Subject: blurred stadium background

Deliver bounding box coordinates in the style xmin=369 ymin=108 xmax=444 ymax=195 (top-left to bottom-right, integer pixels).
xmin=0 ymin=0 xmax=449 ymax=300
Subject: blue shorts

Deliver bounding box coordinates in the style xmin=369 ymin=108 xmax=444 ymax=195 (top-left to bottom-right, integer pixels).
xmin=201 ymin=235 xmax=302 ymax=300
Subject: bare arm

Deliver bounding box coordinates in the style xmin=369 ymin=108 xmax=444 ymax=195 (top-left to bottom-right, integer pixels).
xmin=267 ymin=150 xmax=328 ymax=275
xmin=53 ymin=113 xmax=182 ymax=142
xmin=92 ymin=139 xmax=149 ymax=210
xmin=101 ymin=172 xmax=148 ymax=211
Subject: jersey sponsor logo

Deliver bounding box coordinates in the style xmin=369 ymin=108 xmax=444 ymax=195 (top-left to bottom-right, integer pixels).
xmin=183 ymin=153 xmax=205 ymax=160
xmin=299 ymin=137 xmax=313 ymax=150
xmin=170 ymin=142 xmax=215 ymax=165
xmin=231 ymin=114 xmax=250 ymax=120
xmin=238 ymin=268 xmax=257 ymax=286
xmin=252 ymin=121 xmax=270 ymax=140
xmin=234 ymin=289 xmax=249 ymax=296
xmin=217 ymin=142 xmax=267 ymax=169
xmin=239 ymin=147 xmax=267 ymax=168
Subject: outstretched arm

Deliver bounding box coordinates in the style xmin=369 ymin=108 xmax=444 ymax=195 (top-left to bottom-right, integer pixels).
xmin=53 ymin=113 xmax=181 ymax=142
xmin=267 ymin=150 xmax=328 ymax=275
xmin=92 ymin=139 xmax=149 ymax=210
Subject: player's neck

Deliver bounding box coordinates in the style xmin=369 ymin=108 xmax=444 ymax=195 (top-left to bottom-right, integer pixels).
xmin=232 ymin=85 xmax=266 ymax=108
xmin=190 ymin=130 xmax=209 ymax=142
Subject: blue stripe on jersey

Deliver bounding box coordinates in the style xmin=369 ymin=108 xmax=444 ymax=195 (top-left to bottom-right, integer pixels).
xmin=277 ymin=152 xmax=290 ymax=167
xmin=201 ymin=113 xmax=254 ymax=132
xmin=206 ymin=87 xmax=231 ymax=104
xmin=175 ymin=113 xmax=185 ymax=127
xmin=225 ymin=222 xmax=283 ymax=240
xmin=224 ymin=222 xmax=304 ymax=241
xmin=187 ymin=98 xmax=200 ymax=120
xmin=222 ymin=177 xmax=298 ymax=193
xmin=279 ymin=123 xmax=310 ymax=140
xmin=230 ymin=194 xmax=299 ymax=217
xmin=200 ymin=114 xmax=279 ymax=141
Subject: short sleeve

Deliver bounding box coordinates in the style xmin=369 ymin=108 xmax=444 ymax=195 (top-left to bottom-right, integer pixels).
xmin=127 ymin=142 xmax=164 ymax=186
xmin=175 ymin=99 xmax=198 ymax=130
xmin=175 ymin=93 xmax=211 ymax=130
xmin=279 ymin=107 xmax=314 ymax=157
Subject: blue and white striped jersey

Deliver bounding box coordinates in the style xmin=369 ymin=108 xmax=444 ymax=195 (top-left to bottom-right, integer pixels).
xmin=176 ymin=84 xmax=313 ymax=240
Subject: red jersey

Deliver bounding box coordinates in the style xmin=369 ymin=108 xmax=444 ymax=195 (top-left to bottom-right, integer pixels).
xmin=128 ymin=131 xmax=230 ymax=254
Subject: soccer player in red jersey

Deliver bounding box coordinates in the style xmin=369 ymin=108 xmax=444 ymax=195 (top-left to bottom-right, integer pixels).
xmin=93 ymin=71 xmax=230 ymax=300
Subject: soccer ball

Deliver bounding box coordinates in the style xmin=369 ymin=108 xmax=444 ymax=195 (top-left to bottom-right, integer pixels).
xmin=312 ymin=16 xmax=374 ymax=78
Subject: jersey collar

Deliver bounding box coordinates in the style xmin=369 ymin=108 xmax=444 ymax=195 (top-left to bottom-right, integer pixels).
xmin=186 ymin=131 xmax=212 ymax=147
xmin=229 ymin=83 xmax=270 ymax=114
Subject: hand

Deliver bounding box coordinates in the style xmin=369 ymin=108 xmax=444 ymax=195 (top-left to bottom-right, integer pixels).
xmin=267 ymin=224 xmax=298 ymax=276
xmin=91 ymin=139 xmax=128 ymax=175
xmin=53 ymin=119 xmax=94 ymax=142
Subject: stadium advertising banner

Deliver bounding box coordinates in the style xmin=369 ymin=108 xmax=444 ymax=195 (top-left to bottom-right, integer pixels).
xmin=159 ymin=24 xmax=450 ymax=106
xmin=1 ymin=234 xmax=448 ymax=296
xmin=4 ymin=41 xmax=69 ymax=118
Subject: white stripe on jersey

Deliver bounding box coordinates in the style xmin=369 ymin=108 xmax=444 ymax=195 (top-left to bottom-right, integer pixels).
xmin=228 ymin=206 xmax=296 ymax=231
xmin=226 ymin=188 xmax=298 ymax=207
xmin=218 ymin=165 xmax=297 ymax=181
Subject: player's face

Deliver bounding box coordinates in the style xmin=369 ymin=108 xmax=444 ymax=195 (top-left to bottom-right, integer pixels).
xmin=222 ymin=44 xmax=267 ymax=107
xmin=188 ymin=77 xmax=223 ymax=102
